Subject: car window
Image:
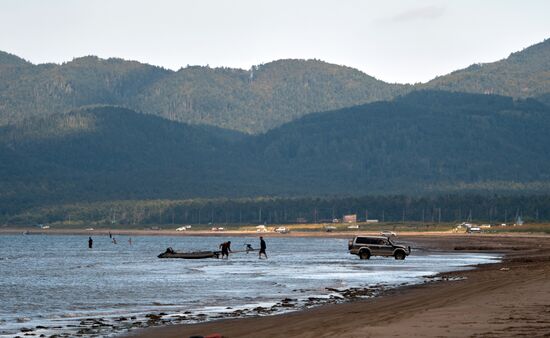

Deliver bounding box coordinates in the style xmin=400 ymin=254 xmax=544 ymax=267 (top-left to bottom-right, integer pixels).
xmin=356 ymin=237 xmax=386 ymax=245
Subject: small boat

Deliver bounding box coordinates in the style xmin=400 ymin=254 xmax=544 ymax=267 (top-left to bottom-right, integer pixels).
xmin=158 ymin=247 xmax=220 ymax=259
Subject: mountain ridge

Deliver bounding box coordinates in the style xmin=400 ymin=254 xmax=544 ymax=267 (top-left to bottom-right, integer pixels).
xmin=424 ymin=38 xmax=550 ymax=97
xmin=2 ymin=38 xmax=548 ymax=133
xmin=2 ymin=91 xmax=550 ymax=214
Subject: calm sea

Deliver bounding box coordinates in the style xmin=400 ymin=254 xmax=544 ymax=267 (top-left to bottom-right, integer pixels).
xmin=0 ymin=234 xmax=499 ymax=337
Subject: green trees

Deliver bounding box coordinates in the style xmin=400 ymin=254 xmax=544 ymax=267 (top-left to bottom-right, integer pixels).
xmin=1 ymin=91 xmax=550 ymax=218
xmin=0 ymin=57 xmax=408 ymax=133
xmin=4 ymin=194 xmax=550 ymax=226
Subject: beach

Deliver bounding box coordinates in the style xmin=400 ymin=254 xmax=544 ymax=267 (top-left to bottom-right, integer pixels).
xmin=123 ymin=233 xmax=550 ymax=338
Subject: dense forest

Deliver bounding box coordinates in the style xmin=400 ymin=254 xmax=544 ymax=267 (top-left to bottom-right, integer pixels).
xmin=0 ymin=54 xmax=408 ymax=133
xmin=1 ymin=39 xmax=549 ymax=224
xmin=1 ymin=91 xmax=550 ymax=219
xmin=1 ymin=38 xmax=548 ymax=134
xmin=4 ymin=194 xmax=550 ymax=226
xmin=251 ymin=91 xmax=550 ymax=195
xmin=424 ymin=38 xmax=550 ymax=98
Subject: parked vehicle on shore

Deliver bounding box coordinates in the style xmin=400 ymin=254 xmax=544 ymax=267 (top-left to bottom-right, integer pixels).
xmin=348 ymin=236 xmax=411 ymax=260
xmin=275 ymin=226 xmax=290 ymax=233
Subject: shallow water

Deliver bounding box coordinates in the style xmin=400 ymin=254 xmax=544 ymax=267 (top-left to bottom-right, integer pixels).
xmin=0 ymin=234 xmax=499 ymax=337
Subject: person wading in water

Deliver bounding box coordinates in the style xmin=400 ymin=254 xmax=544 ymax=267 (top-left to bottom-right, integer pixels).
xmin=88 ymin=237 xmax=93 ymax=249
xmin=259 ymin=236 xmax=267 ymax=259
xmin=219 ymin=241 xmax=232 ymax=259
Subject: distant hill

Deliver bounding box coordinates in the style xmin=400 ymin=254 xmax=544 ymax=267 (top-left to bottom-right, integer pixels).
xmin=252 ymin=91 xmax=550 ymax=195
xmin=0 ymin=56 xmax=408 ymax=133
xmin=2 ymin=91 xmax=550 ymax=213
xmin=426 ymin=39 xmax=550 ymax=98
xmin=1 ymin=38 xmax=549 ymax=133
xmin=131 ymin=59 xmax=410 ymax=133
xmin=0 ymin=56 xmax=170 ymax=126
xmin=0 ymin=51 xmax=31 ymax=66
xmin=0 ymin=106 xmax=256 ymax=212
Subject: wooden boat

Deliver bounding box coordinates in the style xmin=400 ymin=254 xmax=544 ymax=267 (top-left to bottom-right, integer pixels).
xmin=158 ymin=247 xmax=220 ymax=259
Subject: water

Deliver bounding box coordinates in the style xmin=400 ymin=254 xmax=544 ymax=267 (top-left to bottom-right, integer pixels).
xmin=0 ymin=234 xmax=499 ymax=337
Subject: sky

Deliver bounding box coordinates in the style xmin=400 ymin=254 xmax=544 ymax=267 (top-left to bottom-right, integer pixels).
xmin=0 ymin=0 xmax=549 ymax=84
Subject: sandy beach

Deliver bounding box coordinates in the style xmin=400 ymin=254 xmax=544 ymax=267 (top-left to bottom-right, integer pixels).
xmin=122 ymin=233 xmax=550 ymax=338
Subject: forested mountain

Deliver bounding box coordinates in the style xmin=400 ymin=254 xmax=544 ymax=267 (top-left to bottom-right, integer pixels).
xmin=252 ymin=91 xmax=550 ymax=195
xmin=0 ymin=56 xmax=408 ymax=133
xmin=131 ymin=59 xmax=410 ymax=133
xmin=426 ymin=39 xmax=550 ymax=98
xmin=0 ymin=56 xmax=170 ymax=126
xmin=0 ymin=106 xmax=256 ymax=212
xmin=2 ymin=91 xmax=550 ymax=215
xmin=1 ymin=39 xmax=548 ymax=134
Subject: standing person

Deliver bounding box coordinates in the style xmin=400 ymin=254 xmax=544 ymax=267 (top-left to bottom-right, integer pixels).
xmin=88 ymin=237 xmax=93 ymax=249
xmin=109 ymin=231 xmax=112 ymax=239
xmin=219 ymin=241 xmax=232 ymax=259
xmin=259 ymin=236 xmax=267 ymax=259
xmin=128 ymin=237 xmax=132 ymax=245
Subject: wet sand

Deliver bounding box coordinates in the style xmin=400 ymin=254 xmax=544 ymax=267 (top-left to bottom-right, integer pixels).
xmin=124 ymin=234 xmax=550 ymax=338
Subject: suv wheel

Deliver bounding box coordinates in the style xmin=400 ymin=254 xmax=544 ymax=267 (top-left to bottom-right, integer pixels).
xmin=394 ymin=250 xmax=406 ymax=260
xmin=359 ymin=250 xmax=370 ymax=260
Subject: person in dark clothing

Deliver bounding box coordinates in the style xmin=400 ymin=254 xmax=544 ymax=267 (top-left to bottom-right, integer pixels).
xmin=259 ymin=236 xmax=267 ymax=259
xmin=219 ymin=241 xmax=232 ymax=259
xmin=88 ymin=237 xmax=93 ymax=249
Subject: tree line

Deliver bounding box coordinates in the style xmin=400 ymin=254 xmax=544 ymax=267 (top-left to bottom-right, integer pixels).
xmin=4 ymin=194 xmax=550 ymax=226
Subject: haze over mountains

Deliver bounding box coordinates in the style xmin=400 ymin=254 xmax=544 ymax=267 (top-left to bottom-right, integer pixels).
xmin=1 ymin=38 xmax=549 ymax=214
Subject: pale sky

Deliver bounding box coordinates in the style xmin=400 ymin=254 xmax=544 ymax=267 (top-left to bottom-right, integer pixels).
xmin=0 ymin=0 xmax=549 ymax=84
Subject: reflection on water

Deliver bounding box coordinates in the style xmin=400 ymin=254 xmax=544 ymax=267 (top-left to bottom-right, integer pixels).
xmin=0 ymin=234 xmax=499 ymax=336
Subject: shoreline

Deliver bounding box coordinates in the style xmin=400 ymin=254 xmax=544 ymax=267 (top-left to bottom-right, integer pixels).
xmin=123 ymin=234 xmax=550 ymax=338
xmin=2 ymin=227 xmax=549 ymax=239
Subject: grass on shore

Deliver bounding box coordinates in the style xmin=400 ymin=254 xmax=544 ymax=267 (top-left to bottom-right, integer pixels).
xmin=5 ymin=221 xmax=550 ymax=234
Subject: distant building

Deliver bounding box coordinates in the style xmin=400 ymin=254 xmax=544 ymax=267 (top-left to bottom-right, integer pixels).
xmin=343 ymin=214 xmax=356 ymax=223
